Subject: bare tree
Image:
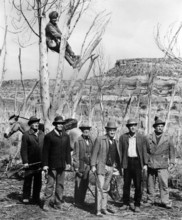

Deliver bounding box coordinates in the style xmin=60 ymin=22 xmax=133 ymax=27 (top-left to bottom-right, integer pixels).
xmin=155 ymin=23 xmax=182 ymax=131
xmin=0 ymin=0 xmax=8 ymax=88
xmin=12 ymin=0 xmax=110 ymax=130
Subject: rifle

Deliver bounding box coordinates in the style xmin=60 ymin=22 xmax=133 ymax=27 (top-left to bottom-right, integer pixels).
xmin=24 ymin=168 xmax=42 ymax=177
xmin=7 ymin=162 xmax=41 ymax=178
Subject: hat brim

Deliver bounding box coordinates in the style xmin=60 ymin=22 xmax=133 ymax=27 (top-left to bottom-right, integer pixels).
xmin=153 ymin=122 xmax=165 ymax=128
xmin=105 ymin=127 xmax=117 ymax=129
xmin=126 ymin=123 xmax=137 ymax=127
xmin=79 ymin=126 xmax=91 ymax=130
xmin=52 ymin=121 xmax=65 ymax=126
xmin=28 ymin=119 xmax=40 ymax=126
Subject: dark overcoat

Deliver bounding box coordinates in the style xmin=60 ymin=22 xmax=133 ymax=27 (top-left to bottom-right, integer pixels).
xmin=147 ymin=132 xmax=175 ymax=169
xmin=91 ymin=135 xmax=121 ymax=175
xmin=72 ymin=135 xmax=94 ymax=173
xmin=42 ymin=130 xmax=71 ymax=169
xmin=119 ymin=132 xmax=148 ymax=169
xmin=21 ymin=129 xmax=44 ymax=166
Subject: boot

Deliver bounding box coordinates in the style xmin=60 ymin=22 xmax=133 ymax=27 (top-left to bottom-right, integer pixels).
xmin=65 ymin=52 xmax=80 ymax=68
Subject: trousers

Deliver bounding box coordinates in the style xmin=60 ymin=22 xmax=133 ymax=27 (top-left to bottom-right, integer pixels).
xmin=96 ymin=166 xmax=113 ymax=211
xmin=148 ymin=168 xmax=169 ymax=204
xmin=123 ymin=157 xmax=142 ymax=207
xmin=74 ymin=171 xmax=89 ymax=204
xmin=23 ymin=171 xmax=42 ymax=201
xmin=44 ymin=168 xmax=65 ymax=205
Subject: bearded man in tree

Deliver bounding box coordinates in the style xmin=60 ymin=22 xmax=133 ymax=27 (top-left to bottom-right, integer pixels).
xmin=45 ymin=11 xmax=80 ymax=68
xmin=145 ymin=117 xmax=175 ymax=209
xmin=20 ymin=116 xmax=44 ymax=205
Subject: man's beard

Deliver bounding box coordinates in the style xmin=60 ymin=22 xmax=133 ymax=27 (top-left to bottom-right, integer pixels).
xmin=155 ymin=130 xmax=163 ymax=135
xmin=32 ymin=128 xmax=38 ymax=132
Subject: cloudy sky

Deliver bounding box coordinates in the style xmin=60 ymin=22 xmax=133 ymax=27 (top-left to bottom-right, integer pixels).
xmin=0 ymin=0 xmax=182 ymax=80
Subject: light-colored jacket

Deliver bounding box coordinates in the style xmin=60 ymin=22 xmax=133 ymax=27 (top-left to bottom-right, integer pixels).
xmin=147 ymin=132 xmax=175 ymax=169
xmin=91 ymin=135 xmax=121 ymax=175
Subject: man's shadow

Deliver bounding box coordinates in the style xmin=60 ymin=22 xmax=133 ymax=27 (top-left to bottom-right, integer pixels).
xmin=63 ymin=195 xmax=95 ymax=214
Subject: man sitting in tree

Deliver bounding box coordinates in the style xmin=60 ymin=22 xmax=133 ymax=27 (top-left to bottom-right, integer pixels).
xmin=45 ymin=11 xmax=80 ymax=68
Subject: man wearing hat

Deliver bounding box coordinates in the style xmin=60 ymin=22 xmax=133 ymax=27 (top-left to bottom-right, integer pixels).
xmin=91 ymin=121 xmax=121 ymax=217
xmin=119 ymin=119 xmax=148 ymax=212
xmin=20 ymin=116 xmax=44 ymax=204
xmin=72 ymin=122 xmax=94 ymax=206
xmin=146 ymin=117 xmax=175 ymax=208
xmin=45 ymin=11 xmax=80 ymax=68
xmin=42 ymin=116 xmax=71 ymax=211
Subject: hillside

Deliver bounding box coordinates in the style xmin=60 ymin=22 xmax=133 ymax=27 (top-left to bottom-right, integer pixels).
xmin=0 ymin=57 xmax=182 ymax=125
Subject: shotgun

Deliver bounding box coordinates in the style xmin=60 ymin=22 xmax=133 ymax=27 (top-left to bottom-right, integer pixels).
xmin=7 ymin=162 xmax=41 ymax=178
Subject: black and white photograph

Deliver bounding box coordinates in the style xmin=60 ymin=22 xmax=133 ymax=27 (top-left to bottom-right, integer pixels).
xmin=0 ymin=0 xmax=182 ymax=219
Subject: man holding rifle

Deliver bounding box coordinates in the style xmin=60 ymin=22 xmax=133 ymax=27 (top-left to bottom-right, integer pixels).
xmin=20 ymin=116 xmax=44 ymax=205
xmin=42 ymin=116 xmax=71 ymax=211
xmin=91 ymin=121 xmax=121 ymax=217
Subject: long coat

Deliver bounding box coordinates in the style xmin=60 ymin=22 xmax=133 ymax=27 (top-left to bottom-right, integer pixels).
xmin=147 ymin=132 xmax=175 ymax=169
xmin=45 ymin=22 xmax=62 ymax=47
xmin=119 ymin=132 xmax=148 ymax=169
xmin=72 ymin=135 xmax=94 ymax=173
xmin=21 ymin=129 xmax=44 ymax=166
xmin=42 ymin=130 xmax=71 ymax=169
xmin=91 ymin=135 xmax=121 ymax=175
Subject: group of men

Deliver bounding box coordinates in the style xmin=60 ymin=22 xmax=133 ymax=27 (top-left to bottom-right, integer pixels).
xmin=20 ymin=115 xmax=175 ymax=217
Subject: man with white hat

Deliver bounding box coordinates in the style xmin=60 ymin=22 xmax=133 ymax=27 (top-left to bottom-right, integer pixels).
xmin=91 ymin=121 xmax=121 ymax=217
xmin=119 ymin=119 xmax=148 ymax=213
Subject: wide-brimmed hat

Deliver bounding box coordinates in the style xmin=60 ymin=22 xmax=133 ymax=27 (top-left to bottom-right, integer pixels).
xmin=126 ymin=119 xmax=137 ymax=127
xmin=28 ymin=116 xmax=40 ymax=126
xmin=79 ymin=123 xmax=91 ymax=130
xmin=49 ymin=11 xmax=58 ymax=19
xmin=153 ymin=118 xmax=165 ymax=128
xmin=52 ymin=116 xmax=65 ymax=126
xmin=105 ymin=121 xmax=117 ymax=129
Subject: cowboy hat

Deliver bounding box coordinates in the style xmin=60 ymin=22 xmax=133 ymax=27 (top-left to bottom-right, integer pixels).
xmin=79 ymin=122 xmax=91 ymax=130
xmin=153 ymin=118 xmax=165 ymax=128
xmin=105 ymin=121 xmax=117 ymax=129
xmin=126 ymin=119 xmax=137 ymax=127
xmin=28 ymin=116 xmax=40 ymax=126
xmin=52 ymin=116 xmax=65 ymax=126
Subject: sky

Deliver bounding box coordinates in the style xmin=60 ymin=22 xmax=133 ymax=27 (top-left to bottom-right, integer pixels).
xmin=0 ymin=0 xmax=182 ymax=80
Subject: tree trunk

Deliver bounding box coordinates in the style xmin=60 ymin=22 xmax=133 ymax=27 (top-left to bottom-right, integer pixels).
xmin=38 ymin=8 xmax=51 ymax=129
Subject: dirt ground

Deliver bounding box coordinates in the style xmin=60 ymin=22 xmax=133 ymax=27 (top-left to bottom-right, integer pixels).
xmin=0 ymin=172 xmax=182 ymax=220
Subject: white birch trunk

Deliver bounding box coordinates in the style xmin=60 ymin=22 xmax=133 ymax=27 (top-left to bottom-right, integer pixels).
xmin=39 ymin=15 xmax=51 ymax=129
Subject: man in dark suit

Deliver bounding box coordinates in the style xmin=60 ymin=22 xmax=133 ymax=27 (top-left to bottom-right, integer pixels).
xmin=45 ymin=11 xmax=80 ymax=68
xmin=42 ymin=116 xmax=71 ymax=211
xmin=20 ymin=116 xmax=44 ymax=204
xmin=119 ymin=119 xmax=148 ymax=212
xmin=72 ymin=123 xmax=94 ymax=206
xmin=91 ymin=121 xmax=121 ymax=217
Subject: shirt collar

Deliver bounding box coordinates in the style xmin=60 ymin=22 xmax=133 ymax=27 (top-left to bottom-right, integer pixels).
xmin=54 ymin=128 xmax=62 ymax=136
xmin=129 ymin=133 xmax=136 ymax=138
